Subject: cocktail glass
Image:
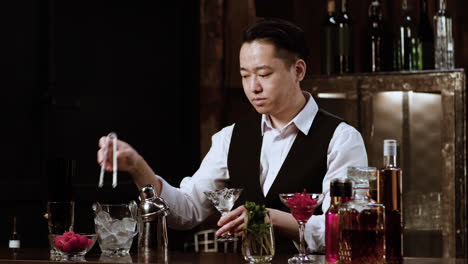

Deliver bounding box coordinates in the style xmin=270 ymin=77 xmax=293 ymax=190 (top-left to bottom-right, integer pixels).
xmin=204 ymin=188 xmax=243 ymax=242
xmin=279 ymin=192 xmax=324 ymax=264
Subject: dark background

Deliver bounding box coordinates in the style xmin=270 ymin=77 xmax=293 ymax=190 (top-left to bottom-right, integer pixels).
xmin=0 ymin=1 xmax=199 ymax=250
xmin=1 ymin=0 xmax=467 ymax=256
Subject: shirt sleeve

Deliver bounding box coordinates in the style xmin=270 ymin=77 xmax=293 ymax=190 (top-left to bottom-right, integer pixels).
xmin=157 ymin=124 xmax=234 ymax=230
xmin=304 ymin=122 xmax=368 ymax=252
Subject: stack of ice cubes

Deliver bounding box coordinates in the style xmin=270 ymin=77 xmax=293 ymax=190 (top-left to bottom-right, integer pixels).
xmin=94 ymin=206 xmax=138 ymax=254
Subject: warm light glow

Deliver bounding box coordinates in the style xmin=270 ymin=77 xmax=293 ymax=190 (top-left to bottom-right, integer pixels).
xmin=316 ymin=93 xmax=347 ymax=99
xmin=378 ymin=91 xmax=405 ymax=103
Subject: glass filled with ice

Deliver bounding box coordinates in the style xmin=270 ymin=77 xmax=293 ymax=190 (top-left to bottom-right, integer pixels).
xmin=93 ymin=202 xmax=138 ymax=257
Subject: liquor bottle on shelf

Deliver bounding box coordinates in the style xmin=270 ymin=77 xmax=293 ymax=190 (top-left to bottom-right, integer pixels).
xmin=326 ymin=179 xmax=351 ymax=263
xmin=434 ymin=0 xmax=455 ymax=69
xmin=9 ymin=216 xmax=20 ymax=253
xmin=393 ymin=0 xmax=420 ymax=71
xmin=367 ymin=0 xmax=384 ymax=72
xmin=338 ymin=167 xmax=385 ymax=264
xmin=418 ymin=0 xmax=435 ymax=69
xmin=377 ymin=139 xmax=403 ymax=264
xmin=321 ymin=0 xmax=338 ymax=75
xmin=335 ymin=0 xmax=353 ymax=73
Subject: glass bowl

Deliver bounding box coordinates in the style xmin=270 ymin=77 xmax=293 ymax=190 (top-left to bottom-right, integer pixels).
xmin=49 ymin=232 xmax=97 ymax=261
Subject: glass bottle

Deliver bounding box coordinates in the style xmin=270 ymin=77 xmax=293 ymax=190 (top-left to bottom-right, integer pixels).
xmin=377 ymin=139 xmax=403 ymax=263
xmin=367 ymin=0 xmax=384 ymax=72
xmin=393 ymin=0 xmax=420 ymax=71
xmin=339 ymin=167 xmax=385 ymax=264
xmin=9 ymin=216 xmax=20 ymax=252
xmin=335 ymin=0 xmax=353 ymax=73
xmin=321 ymin=0 xmax=338 ymax=75
xmin=418 ymin=0 xmax=435 ymax=69
xmin=434 ymin=0 xmax=455 ymax=69
xmin=326 ymin=179 xmax=352 ymax=263
xmin=326 ymin=179 xmax=343 ymax=263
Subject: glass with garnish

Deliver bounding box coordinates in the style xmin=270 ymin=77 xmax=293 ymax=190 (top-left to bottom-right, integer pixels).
xmin=279 ymin=191 xmax=324 ymax=264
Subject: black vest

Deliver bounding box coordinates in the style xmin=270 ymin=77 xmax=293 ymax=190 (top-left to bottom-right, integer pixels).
xmin=227 ymin=109 xmax=343 ymax=252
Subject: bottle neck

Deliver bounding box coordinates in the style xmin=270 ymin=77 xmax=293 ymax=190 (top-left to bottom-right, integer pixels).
xmin=330 ymin=196 xmax=342 ymax=206
xmin=402 ymin=0 xmax=408 ymax=11
xmin=369 ymin=5 xmax=382 ymax=20
xmin=421 ymin=0 xmax=428 ymax=13
xmin=439 ymin=0 xmax=446 ymax=10
xmin=327 ymin=0 xmax=336 ymax=14
xmin=341 ymin=0 xmax=348 ymax=13
xmin=12 ymin=216 xmax=17 ymax=233
xmin=384 ymin=155 xmax=397 ymax=167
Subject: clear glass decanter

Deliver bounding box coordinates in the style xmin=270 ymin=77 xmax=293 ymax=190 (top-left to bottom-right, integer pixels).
xmin=338 ymin=167 xmax=385 ymax=264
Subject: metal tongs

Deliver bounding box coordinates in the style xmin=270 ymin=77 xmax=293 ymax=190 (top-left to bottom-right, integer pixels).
xmin=99 ymin=132 xmax=118 ymax=188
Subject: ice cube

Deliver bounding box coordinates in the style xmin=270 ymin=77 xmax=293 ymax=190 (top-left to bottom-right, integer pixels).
xmin=115 ymin=231 xmax=134 ymax=246
xmin=121 ymin=217 xmax=137 ymax=233
xmin=95 ymin=211 xmax=113 ymax=231
xmin=110 ymin=219 xmax=124 ymax=233
xmin=101 ymin=232 xmax=120 ymax=248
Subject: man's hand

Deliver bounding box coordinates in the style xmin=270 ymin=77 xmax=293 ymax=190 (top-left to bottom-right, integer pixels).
xmin=216 ymin=205 xmax=247 ymax=237
xmin=97 ymin=136 xmax=161 ymax=192
xmin=97 ymin=136 xmax=141 ymax=174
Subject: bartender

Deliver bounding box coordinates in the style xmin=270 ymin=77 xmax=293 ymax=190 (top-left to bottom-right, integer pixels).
xmin=97 ymin=19 xmax=367 ymax=253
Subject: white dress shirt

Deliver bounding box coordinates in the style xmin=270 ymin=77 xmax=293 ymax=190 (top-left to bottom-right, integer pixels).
xmin=157 ymin=92 xmax=368 ymax=252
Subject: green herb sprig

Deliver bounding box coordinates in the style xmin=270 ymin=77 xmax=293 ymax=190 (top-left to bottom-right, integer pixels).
xmin=244 ymin=201 xmax=274 ymax=258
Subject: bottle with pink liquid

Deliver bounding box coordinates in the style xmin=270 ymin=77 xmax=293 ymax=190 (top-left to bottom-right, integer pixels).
xmin=326 ymin=179 xmax=352 ymax=263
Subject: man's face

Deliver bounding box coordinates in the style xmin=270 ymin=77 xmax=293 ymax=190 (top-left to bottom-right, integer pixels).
xmin=239 ymin=41 xmax=302 ymax=116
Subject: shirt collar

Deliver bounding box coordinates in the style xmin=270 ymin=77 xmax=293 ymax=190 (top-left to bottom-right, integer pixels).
xmin=261 ymin=91 xmax=318 ymax=136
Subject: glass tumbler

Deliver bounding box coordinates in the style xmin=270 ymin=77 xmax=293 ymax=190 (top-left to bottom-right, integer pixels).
xmin=46 ymin=201 xmax=75 ymax=259
xmin=94 ymin=203 xmax=138 ymax=257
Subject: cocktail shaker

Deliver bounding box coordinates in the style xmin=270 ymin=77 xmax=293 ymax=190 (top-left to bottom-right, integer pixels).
xmin=137 ymin=184 xmax=169 ymax=262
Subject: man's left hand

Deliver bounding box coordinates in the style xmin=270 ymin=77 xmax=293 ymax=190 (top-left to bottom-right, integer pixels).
xmin=216 ymin=205 xmax=246 ymax=237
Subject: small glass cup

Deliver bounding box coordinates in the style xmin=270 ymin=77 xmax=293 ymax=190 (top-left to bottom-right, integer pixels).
xmin=94 ymin=203 xmax=138 ymax=257
xmin=46 ymin=201 xmax=75 ymax=259
xmin=49 ymin=233 xmax=97 ymax=261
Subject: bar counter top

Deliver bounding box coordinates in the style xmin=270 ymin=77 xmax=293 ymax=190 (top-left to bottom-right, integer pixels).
xmin=0 ymin=249 xmax=467 ymax=264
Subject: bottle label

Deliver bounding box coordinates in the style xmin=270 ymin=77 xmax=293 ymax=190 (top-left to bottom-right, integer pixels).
xmin=9 ymin=240 xmax=20 ymax=249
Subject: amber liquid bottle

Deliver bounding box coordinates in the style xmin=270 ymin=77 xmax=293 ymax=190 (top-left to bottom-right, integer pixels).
xmin=377 ymin=140 xmax=403 ymax=263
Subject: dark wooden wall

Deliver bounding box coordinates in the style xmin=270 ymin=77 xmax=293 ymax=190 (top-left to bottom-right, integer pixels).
xmin=0 ymin=1 xmax=199 ymax=250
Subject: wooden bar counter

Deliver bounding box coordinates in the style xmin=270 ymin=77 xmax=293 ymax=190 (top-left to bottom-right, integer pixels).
xmin=0 ymin=249 xmax=466 ymax=264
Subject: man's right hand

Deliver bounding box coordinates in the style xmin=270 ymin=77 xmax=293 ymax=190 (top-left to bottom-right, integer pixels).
xmin=96 ymin=136 xmax=161 ymax=192
xmin=97 ymin=136 xmax=141 ymax=174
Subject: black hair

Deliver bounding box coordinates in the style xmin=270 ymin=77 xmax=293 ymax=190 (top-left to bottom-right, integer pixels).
xmin=242 ymin=18 xmax=308 ymax=66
